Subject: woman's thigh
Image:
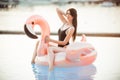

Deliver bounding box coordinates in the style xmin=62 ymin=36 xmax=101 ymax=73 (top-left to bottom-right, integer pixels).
xmin=49 ymin=46 xmax=66 ymax=53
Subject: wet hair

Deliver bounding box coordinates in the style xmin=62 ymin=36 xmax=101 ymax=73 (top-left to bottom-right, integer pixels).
xmin=68 ymin=8 xmax=77 ymax=41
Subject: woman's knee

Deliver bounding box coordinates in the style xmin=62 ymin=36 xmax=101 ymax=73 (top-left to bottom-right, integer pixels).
xmin=47 ymin=46 xmax=54 ymax=51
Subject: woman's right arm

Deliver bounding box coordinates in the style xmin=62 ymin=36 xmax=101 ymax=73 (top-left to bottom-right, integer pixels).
xmin=56 ymin=8 xmax=67 ymax=24
xmin=45 ymin=27 xmax=74 ymax=46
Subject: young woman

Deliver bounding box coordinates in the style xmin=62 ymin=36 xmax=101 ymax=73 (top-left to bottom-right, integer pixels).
xmin=45 ymin=8 xmax=78 ymax=71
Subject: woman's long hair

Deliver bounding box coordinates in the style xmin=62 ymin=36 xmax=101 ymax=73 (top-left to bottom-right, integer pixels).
xmin=69 ymin=8 xmax=77 ymax=41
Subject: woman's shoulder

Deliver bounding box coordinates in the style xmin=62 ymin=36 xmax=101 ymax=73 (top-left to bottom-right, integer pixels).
xmin=66 ymin=26 xmax=74 ymax=34
xmin=68 ymin=26 xmax=74 ymax=30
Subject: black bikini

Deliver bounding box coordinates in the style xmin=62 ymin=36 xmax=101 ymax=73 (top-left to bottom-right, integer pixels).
xmin=58 ymin=26 xmax=70 ymax=47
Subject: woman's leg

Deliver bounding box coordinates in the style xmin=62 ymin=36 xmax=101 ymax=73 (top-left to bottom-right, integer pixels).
xmin=47 ymin=46 xmax=66 ymax=71
xmin=47 ymin=47 xmax=55 ymax=71
xmin=31 ymin=41 xmax=39 ymax=64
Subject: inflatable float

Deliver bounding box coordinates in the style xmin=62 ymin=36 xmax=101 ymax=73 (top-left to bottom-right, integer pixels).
xmin=24 ymin=15 xmax=97 ymax=67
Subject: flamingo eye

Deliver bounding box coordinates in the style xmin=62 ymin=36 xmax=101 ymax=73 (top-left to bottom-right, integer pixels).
xmin=32 ymin=21 xmax=34 ymax=25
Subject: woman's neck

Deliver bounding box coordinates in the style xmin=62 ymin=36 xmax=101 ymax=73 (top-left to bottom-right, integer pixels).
xmin=67 ymin=19 xmax=73 ymax=26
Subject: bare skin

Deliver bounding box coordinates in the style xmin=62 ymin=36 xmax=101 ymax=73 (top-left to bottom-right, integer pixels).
xmin=46 ymin=8 xmax=76 ymax=71
xmin=47 ymin=46 xmax=66 ymax=70
xmin=31 ymin=41 xmax=39 ymax=64
xmin=31 ymin=8 xmax=78 ymax=71
xmin=31 ymin=35 xmax=87 ymax=72
xmin=47 ymin=34 xmax=87 ymax=71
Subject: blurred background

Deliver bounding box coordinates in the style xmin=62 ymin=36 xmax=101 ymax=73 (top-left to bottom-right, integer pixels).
xmin=0 ymin=0 xmax=120 ymax=80
xmin=0 ymin=0 xmax=120 ymax=36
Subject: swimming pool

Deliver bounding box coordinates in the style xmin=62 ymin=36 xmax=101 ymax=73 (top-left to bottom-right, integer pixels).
xmin=0 ymin=35 xmax=120 ymax=80
xmin=32 ymin=63 xmax=96 ymax=80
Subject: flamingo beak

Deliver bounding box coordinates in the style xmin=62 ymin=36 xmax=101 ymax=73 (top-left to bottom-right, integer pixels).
xmin=24 ymin=24 xmax=38 ymax=39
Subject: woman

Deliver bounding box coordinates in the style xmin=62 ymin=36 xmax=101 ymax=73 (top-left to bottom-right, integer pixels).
xmin=45 ymin=8 xmax=78 ymax=71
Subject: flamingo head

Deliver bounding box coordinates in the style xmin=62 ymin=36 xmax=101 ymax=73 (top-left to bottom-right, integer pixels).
xmin=24 ymin=23 xmax=38 ymax=39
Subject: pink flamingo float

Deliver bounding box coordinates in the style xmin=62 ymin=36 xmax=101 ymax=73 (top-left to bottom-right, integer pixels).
xmin=24 ymin=15 xmax=97 ymax=67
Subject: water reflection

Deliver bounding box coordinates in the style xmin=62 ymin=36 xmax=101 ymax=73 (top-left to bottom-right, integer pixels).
xmin=32 ymin=64 xmax=96 ymax=80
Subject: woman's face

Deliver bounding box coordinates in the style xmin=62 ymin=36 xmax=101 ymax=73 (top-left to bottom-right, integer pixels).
xmin=66 ymin=10 xmax=73 ymax=21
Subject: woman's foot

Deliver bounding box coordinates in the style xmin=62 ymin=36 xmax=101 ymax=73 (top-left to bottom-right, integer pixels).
xmin=31 ymin=59 xmax=35 ymax=64
xmin=81 ymin=34 xmax=86 ymax=42
xmin=31 ymin=55 xmax=36 ymax=64
xmin=49 ymin=64 xmax=54 ymax=71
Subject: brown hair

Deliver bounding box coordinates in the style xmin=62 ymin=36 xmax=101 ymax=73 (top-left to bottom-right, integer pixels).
xmin=68 ymin=8 xmax=77 ymax=41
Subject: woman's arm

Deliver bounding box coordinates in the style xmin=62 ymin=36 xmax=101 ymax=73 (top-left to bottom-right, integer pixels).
xmin=56 ymin=8 xmax=68 ymax=24
xmin=46 ymin=27 xmax=74 ymax=46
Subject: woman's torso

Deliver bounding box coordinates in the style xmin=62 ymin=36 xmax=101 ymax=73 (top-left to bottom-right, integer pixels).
xmin=58 ymin=24 xmax=73 ymax=47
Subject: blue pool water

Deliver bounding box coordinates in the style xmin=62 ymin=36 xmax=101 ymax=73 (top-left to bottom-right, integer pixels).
xmin=31 ymin=64 xmax=96 ymax=80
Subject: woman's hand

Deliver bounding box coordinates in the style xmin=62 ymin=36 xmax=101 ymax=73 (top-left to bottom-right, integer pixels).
xmin=45 ymin=36 xmax=50 ymax=43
